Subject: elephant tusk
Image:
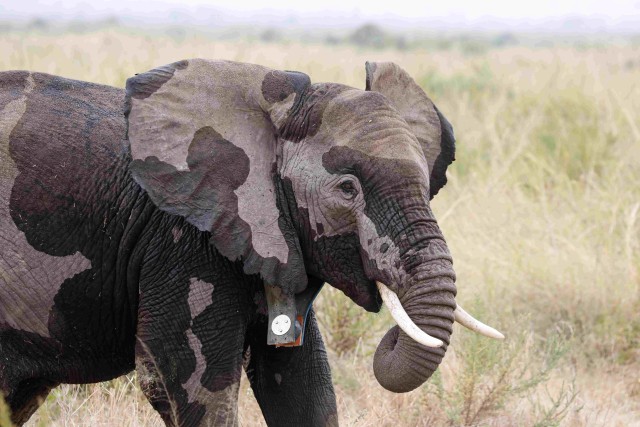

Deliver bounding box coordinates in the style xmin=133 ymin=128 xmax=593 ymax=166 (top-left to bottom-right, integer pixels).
xmin=376 ymin=281 xmax=444 ymax=348
xmin=454 ymin=304 xmax=505 ymax=340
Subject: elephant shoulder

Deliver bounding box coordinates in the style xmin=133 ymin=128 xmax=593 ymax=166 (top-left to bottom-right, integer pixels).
xmin=2 ymin=71 xmax=126 ymax=158
xmin=7 ymin=72 xmax=127 ymax=164
xmin=0 ymin=71 xmax=31 ymax=109
xmin=1 ymin=70 xmax=124 ymax=114
xmin=26 ymin=72 xmax=125 ymax=125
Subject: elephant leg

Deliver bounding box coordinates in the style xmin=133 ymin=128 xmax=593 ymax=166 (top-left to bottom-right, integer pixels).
xmin=244 ymin=309 xmax=338 ymax=427
xmin=1 ymin=329 xmax=69 ymax=426
xmin=2 ymin=377 xmax=56 ymax=426
xmin=135 ymin=270 xmax=249 ymax=427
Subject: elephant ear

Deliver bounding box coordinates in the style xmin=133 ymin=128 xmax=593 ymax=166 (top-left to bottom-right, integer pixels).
xmin=125 ymin=59 xmax=310 ymax=293
xmin=365 ymin=61 xmax=455 ymax=199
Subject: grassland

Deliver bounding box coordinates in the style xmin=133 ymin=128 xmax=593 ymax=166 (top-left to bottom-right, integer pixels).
xmin=0 ymin=28 xmax=638 ymax=426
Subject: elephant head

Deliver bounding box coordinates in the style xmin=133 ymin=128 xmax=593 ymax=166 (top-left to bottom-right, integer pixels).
xmin=125 ymin=59 xmax=502 ymax=393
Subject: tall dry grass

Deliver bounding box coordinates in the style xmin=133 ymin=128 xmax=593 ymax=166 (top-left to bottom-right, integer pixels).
xmin=0 ymin=28 xmax=638 ymax=426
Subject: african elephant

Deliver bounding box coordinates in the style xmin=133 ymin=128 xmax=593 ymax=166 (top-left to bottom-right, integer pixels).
xmin=0 ymin=60 xmax=502 ymax=426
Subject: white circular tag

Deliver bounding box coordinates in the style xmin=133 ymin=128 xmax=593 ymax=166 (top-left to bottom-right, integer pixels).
xmin=271 ymin=314 xmax=291 ymax=336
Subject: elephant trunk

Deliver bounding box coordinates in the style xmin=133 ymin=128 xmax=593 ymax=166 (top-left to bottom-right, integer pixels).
xmin=372 ymin=244 xmax=457 ymax=393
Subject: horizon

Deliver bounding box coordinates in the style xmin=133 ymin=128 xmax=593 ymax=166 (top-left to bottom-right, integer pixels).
xmin=2 ymin=0 xmax=639 ymax=34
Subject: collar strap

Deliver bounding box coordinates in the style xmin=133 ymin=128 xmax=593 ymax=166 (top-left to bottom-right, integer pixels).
xmin=265 ymin=279 xmax=324 ymax=347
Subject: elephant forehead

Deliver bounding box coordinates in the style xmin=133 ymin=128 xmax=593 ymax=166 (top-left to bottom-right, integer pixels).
xmin=320 ymin=89 xmax=426 ymax=164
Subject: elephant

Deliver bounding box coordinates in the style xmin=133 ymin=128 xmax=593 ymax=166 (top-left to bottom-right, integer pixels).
xmin=0 ymin=59 xmax=502 ymax=426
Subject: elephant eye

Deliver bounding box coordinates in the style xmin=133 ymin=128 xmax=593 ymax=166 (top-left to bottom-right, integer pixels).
xmin=339 ymin=180 xmax=358 ymax=198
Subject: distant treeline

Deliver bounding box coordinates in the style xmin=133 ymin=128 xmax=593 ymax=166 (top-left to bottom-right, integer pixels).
xmin=1 ymin=18 xmax=637 ymax=52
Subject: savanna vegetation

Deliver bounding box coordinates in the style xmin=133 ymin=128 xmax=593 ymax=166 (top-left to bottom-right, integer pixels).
xmin=0 ymin=24 xmax=638 ymax=426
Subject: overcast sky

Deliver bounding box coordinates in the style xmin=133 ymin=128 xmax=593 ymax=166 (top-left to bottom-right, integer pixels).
xmin=2 ymin=0 xmax=639 ymax=31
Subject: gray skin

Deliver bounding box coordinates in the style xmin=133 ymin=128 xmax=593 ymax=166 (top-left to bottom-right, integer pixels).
xmin=0 ymin=59 xmax=456 ymax=426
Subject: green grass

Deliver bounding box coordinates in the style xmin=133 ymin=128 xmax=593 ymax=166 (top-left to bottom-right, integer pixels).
xmin=0 ymin=393 xmax=13 ymax=427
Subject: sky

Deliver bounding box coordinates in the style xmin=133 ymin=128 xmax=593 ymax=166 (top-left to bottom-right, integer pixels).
xmin=2 ymin=0 xmax=639 ymax=32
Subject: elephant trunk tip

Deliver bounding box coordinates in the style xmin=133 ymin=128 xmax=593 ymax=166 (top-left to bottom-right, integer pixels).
xmin=372 ymin=325 xmax=446 ymax=393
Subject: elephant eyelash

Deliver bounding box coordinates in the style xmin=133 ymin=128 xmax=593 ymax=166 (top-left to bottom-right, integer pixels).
xmin=339 ymin=180 xmax=358 ymax=197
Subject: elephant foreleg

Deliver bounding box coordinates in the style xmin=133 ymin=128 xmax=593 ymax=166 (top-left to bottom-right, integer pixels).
xmin=2 ymin=378 xmax=56 ymax=426
xmin=135 ymin=269 xmax=249 ymax=427
xmin=244 ymin=309 xmax=338 ymax=427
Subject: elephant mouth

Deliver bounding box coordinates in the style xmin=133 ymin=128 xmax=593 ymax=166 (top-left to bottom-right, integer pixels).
xmin=313 ymin=270 xmax=381 ymax=312
xmin=353 ymin=279 xmax=382 ymax=312
xmin=376 ymin=281 xmax=505 ymax=347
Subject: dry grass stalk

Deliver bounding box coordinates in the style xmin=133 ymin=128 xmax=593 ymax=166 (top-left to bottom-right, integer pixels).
xmin=0 ymin=28 xmax=635 ymax=426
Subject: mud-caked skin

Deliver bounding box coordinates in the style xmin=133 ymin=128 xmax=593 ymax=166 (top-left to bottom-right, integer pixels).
xmin=0 ymin=72 xmax=143 ymax=424
xmin=0 ymin=71 xmax=335 ymax=426
xmin=0 ymin=58 xmax=457 ymax=425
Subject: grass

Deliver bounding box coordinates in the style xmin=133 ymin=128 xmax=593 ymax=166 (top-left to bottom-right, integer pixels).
xmin=0 ymin=27 xmax=638 ymax=426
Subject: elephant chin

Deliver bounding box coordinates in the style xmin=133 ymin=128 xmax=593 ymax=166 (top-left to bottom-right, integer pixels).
xmin=336 ymin=279 xmax=382 ymax=313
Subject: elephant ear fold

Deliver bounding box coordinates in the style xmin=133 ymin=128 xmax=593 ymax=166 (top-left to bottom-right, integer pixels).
xmin=125 ymin=59 xmax=310 ymax=293
xmin=365 ymin=61 xmax=455 ymax=199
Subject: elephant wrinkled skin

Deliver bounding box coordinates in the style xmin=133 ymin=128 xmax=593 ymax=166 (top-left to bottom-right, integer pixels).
xmin=0 ymin=60 xmax=499 ymax=426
